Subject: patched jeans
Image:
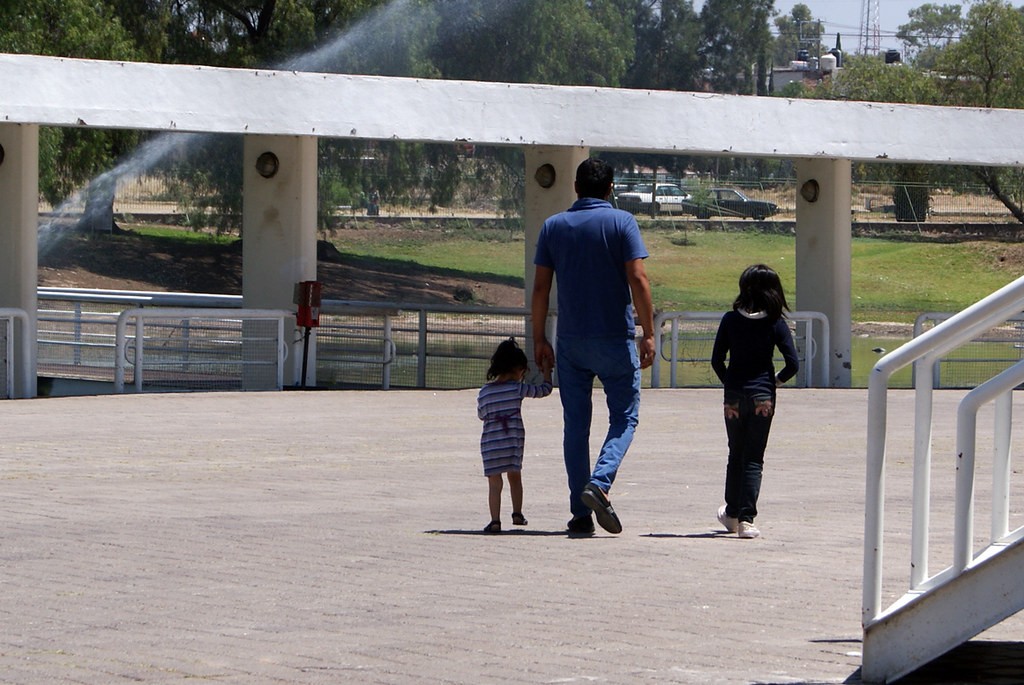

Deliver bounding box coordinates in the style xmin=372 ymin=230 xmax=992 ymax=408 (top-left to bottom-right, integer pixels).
xmin=723 ymin=391 xmax=775 ymax=523
xmin=556 ymin=336 xmax=641 ymax=518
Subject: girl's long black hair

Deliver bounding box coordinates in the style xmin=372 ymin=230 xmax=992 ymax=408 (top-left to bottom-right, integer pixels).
xmin=733 ymin=264 xmax=790 ymax=322
xmin=486 ymin=337 xmax=529 ymax=380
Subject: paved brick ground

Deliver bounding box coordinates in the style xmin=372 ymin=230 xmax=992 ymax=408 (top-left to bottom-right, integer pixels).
xmin=1 ymin=388 xmax=1022 ymax=684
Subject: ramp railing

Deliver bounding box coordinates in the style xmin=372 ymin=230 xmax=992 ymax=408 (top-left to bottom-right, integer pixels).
xmin=863 ymin=273 xmax=1024 ymax=681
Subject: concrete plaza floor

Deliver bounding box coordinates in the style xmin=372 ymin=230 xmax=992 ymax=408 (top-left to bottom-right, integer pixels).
xmin=1 ymin=388 xmax=1023 ymax=684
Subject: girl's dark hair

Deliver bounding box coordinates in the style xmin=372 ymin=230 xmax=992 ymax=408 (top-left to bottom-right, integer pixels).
xmin=487 ymin=337 xmax=529 ymax=380
xmin=733 ymin=264 xmax=790 ymax=321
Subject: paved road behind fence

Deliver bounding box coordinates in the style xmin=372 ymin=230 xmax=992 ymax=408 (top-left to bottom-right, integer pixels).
xmin=1 ymin=388 xmax=1022 ymax=684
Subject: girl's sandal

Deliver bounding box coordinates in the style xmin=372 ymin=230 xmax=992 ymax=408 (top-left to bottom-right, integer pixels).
xmin=483 ymin=520 xmax=502 ymax=534
xmin=511 ymin=512 xmax=528 ymax=526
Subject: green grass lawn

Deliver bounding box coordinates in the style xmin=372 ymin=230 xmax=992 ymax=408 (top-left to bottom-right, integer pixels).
xmin=320 ymin=223 xmax=1020 ymax=324
xmin=643 ymin=230 xmax=1020 ymax=321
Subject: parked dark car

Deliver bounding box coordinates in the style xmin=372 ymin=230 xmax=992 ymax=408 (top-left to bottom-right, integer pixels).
xmin=687 ymin=188 xmax=778 ymax=220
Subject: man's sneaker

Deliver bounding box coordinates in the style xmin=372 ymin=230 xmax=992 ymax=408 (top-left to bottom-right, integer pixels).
xmin=581 ymin=483 xmax=622 ymax=534
xmin=717 ymin=505 xmax=738 ymax=534
xmin=567 ymin=515 xmax=595 ymax=534
xmin=738 ymin=521 xmax=760 ymax=539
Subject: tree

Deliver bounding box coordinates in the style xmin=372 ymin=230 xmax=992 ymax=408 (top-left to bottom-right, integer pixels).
xmin=896 ymin=3 xmax=963 ymax=68
xmin=624 ymin=0 xmax=702 ymax=92
xmin=772 ymin=3 xmax=823 ymax=67
xmin=154 ymin=0 xmax=388 ymax=67
xmin=0 ymin=0 xmax=143 ymax=207
xmin=814 ymin=53 xmax=941 ymax=104
xmin=104 ymin=0 xmax=173 ymax=61
xmin=428 ymin=0 xmax=634 ymax=87
xmin=935 ymin=0 xmax=1024 ymax=109
xmin=700 ymin=0 xmax=774 ymax=95
xmin=936 ymin=0 xmax=1024 ymax=222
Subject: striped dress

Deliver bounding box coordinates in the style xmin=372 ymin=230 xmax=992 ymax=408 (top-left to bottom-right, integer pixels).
xmin=477 ymin=379 xmax=553 ymax=476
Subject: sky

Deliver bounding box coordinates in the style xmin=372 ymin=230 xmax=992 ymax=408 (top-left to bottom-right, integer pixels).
xmin=695 ymin=0 xmax=927 ymax=52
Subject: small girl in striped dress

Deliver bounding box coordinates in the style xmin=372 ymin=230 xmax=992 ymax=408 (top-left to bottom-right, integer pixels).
xmin=477 ymin=337 xmax=553 ymax=533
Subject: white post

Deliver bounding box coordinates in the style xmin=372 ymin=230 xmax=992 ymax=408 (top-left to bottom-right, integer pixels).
xmin=522 ymin=146 xmax=589 ymax=365
xmin=910 ymin=367 xmax=934 ymax=588
xmin=242 ymin=135 xmax=318 ymax=388
xmin=992 ymin=391 xmax=1012 ymax=541
xmin=795 ymin=158 xmax=852 ymax=387
xmin=0 ymin=123 xmax=39 ymax=398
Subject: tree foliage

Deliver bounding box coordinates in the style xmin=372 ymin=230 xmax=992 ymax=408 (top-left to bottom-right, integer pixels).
xmin=814 ymin=54 xmax=941 ymax=104
xmin=896 ymin=3 xmax=963 ymax=68
xmin=700 ymin=0 xmax=774 ymax=95
xmin=624 ymin=0 xmax=702 ymax=91
xmin=772 ymin=3 xmax=824 ymax=67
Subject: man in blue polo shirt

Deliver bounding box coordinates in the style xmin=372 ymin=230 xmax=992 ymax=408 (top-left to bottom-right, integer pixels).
xmin=531 ymin=157 xmax=655 ymax=535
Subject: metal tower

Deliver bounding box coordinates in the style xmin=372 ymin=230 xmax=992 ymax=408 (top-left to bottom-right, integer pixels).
xmin=859 ymin=0 xmax=881 ymax=54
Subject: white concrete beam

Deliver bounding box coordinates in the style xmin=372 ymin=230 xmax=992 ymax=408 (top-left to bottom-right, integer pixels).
xmin=0 ymin=124 xmax=38 ymax=398
xmin=2 ymin=53 xmax=1023 ymax=167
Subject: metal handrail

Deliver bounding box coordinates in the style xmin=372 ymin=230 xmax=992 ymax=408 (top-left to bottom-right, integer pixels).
xmin=864 ymin=273 xmax=1024 ymax=625
xmin=953 ymin=359 xmax=1024 ymax=573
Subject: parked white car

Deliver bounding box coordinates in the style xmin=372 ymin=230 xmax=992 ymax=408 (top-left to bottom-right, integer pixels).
xmin=614 ymin=183 xmax=691 ymax=215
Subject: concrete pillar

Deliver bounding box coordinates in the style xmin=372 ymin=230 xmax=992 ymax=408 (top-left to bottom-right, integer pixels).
xmin=794 ymin=158 xmax=853 ymax=387
xmin=0 ymin=124 xmax=39 ymax=398
xmin=242 ymin=135 xmax=318 ymax=387
xmin=522 ymin=146 xmax=589 ymax=356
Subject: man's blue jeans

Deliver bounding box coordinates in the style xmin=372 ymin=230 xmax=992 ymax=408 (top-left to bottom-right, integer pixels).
xmin=556 ymin=336 xmax=641 ymax=518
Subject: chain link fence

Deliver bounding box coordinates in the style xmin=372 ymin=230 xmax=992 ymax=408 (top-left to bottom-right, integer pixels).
xmin=41 ymin=171 xmax=1021 ymax=228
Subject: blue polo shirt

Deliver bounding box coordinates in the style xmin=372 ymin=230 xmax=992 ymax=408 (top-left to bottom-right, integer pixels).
xmin=533 ymin=197 xmax=648 ymax=339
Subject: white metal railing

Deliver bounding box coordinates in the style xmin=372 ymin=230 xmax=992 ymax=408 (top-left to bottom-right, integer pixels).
xmin=38 ymin=289 xmax=244 ymax=382
xmin=864 ymin=273 xmax=1024 ymax=625
xmin=651 ymin=310 xmax=828 ymax=388
xmin=114 ymin=307 xmax=290 ymax=393
xmin=38 ymin=289 xmax=522 ymax=391
xmin=318 ymin=301 xmax=400 ymax=389
xmin=321 ymin=299 xmax=528 ymax=389
xmin=0 ymin=308 xmax=32 ymax=399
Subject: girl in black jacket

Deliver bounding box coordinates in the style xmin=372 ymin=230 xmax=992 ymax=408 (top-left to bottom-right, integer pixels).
xmin=711 ymin=264 xmax=799 ymax=539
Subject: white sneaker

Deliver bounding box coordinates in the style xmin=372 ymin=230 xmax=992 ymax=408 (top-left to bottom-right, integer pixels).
xmin=717 ymin=505 xmax=738 ymax=533
xmin=738 ymin=521 xmax=760 ymax=539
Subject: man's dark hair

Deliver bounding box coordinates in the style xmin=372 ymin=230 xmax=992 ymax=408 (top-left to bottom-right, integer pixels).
xmin=575 ymin=157 xmax=614 ymax=199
